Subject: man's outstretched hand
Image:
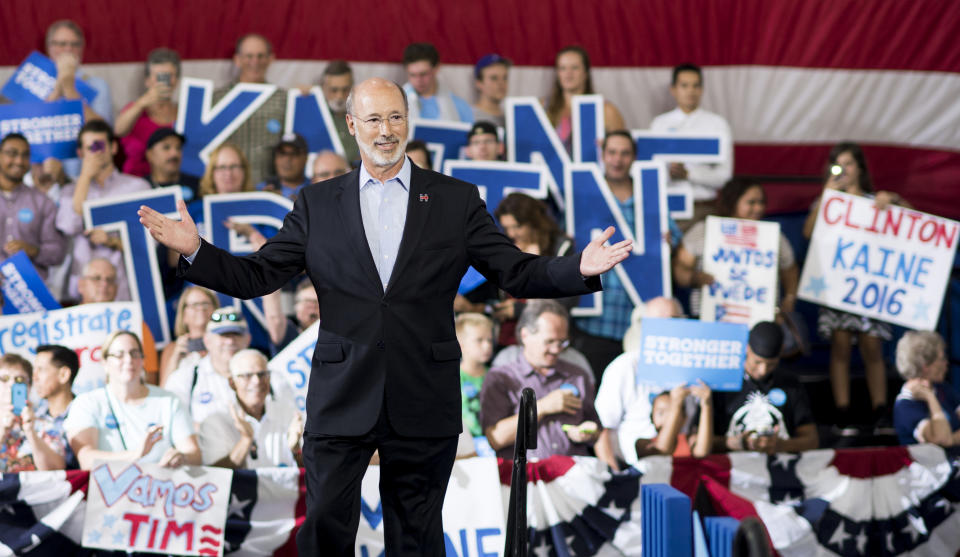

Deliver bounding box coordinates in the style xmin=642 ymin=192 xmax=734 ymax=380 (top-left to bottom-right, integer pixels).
xmin=138 ymin=200 xmax=201 ymax=256
xmin=580 ymin=226 xmax=632 ymax=277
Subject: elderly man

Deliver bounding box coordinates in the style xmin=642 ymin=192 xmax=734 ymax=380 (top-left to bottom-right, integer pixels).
xmin=140 ymin=76 xmax=629 ymax=556
xmin=593 ymin=296 xmax=684 ymax=469
xmin=319 ymin=60 xmax=359 ymax=163
xmin=310 ymin=150 xmax=351 ymax=184
xmin=55 ymin=120 xmax=150 ymax=302
xmin=211 ymin=33 xmax=286 ymax=184
xmin=480 ymin=300 xmax=600 ymax=460
xmin=199 ymin=349 xmax=303 ymax=468
xmin=44 ymin=20 xmax=112 ymax=125
xmin=0 ymin=134 xmax=66 ymax=278
xmin=163 ymin=307 xmax=294 ymax=424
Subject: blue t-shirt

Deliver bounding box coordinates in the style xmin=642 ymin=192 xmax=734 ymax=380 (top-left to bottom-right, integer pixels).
xmin=894 ymin=383 xmax=960 ymax=445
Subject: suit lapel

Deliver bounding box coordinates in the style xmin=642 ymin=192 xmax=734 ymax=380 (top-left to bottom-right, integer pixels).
xmin=336 ymin=170 xmax=384 ymax=294
xmin=385 ymin=165 xmax=431 ymax=296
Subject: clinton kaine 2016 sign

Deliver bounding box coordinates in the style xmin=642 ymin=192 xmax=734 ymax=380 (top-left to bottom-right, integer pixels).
xmin=799 ymin=190 xmax=958 ymax=331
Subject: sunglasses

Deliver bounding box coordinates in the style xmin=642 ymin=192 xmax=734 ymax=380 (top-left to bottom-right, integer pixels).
xmin=210 ymin=312 xmax=242 ymax=323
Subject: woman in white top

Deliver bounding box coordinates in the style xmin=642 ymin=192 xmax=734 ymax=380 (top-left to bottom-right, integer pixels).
xmin=65 ymin=330 xmax=202 ymax=469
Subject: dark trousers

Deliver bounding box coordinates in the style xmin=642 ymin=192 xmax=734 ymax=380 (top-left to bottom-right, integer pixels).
xmin=296 ymin=402 xmax=459 ymax=557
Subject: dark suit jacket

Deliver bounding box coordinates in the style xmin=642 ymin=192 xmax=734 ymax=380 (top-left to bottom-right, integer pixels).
xmin=181 ymin=163 xmax=601 ymax=437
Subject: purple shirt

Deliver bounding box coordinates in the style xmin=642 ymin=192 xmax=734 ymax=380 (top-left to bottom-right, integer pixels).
xmin=480 ymin=353 xmax=599 ymax=460
xmin=56 ymin=169 xmax=150 ymax=301
xmin=0 ymin=183 xmax=66 ymax=278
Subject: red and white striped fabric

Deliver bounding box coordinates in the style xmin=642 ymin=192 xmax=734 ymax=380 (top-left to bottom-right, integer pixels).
xmin=0 ymin=0 xmax=956 ymax=218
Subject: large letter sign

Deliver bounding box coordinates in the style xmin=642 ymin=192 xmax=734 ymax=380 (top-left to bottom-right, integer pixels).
xmin=799 ymin=190 xmax=959 ymax=330
xmin=631 ymin=130 xmax=730 ymax=220
xmin=285 ymin=87 xmax=345 ymax=156
xmin=506 ymin=97 xmax=570 ymax=210
xmin=84 ymin=188 xmax=182 ymax=346
xmin=175 ymin=78 xmax=278 ymax=177
xmin=441 ymin=160 xmax=549 ymax=211
xmin=203 ymin=192 xmax=293 ymax=329
xmin=564 ymin=162 xmax=671 ymax=314
xmin=409 ymin=119 xmax=473 ymax=172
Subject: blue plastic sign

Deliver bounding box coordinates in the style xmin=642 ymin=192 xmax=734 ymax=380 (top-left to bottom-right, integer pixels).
xmin=1 ymin=51 xmax=98 ymax=105
xmin=0 ymin=100 xmax=84 ymax=162
xmin=638 ymin=318 xmax=748 ymax=391
xmin=0 ymin=251 xmax=62 ymax=314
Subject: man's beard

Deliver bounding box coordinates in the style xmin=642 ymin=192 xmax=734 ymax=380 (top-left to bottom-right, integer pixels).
xmin=328 ymin=99 xmax=346 ymax=113
xmin=356 ymin=133 xmax=407 ymax=168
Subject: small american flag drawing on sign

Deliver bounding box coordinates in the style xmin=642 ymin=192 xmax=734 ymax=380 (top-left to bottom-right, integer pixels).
xmin=720 ymin=221 xmax=758 ymax=248
xmin=717 ymin=302 xmax=751 ymax=323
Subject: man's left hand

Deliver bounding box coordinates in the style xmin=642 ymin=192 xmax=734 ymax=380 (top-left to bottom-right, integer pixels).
xmin=580 ymin=226 xmax=632 ymax=277
xmin=3 ymin=240 xmax=38 ymax=259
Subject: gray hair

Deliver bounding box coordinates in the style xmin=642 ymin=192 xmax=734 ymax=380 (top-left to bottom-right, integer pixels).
xmin=896 ymin=331 xmax=945 ymax=380
xmin=145 ymin=47 xmax=181 ymax=77
xmin=46 ymin=20 xmax=84 ymax=47
xmin=516 ymin=299 xmax=568 ymax=344
xmin=81 ymin=257 xmax=116 ymax=277
xmin=229 ymin=348 xmax=268 ymax=376
xmin=345 ymin=80 xmax=408 ymax=117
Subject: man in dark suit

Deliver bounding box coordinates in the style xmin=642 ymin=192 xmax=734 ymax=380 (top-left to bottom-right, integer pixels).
xmin=139 ymin=77 xmax=632 ymax=556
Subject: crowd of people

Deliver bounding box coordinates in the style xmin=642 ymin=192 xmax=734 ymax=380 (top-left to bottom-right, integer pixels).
xmin=0 ymin=19 xmax=954 ymax=476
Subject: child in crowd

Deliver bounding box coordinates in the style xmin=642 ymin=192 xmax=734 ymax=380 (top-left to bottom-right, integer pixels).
xmin=456 ymin=313 xmax=494 ymax=438
xmin=636 ymin=381 xmax=713 ymax=458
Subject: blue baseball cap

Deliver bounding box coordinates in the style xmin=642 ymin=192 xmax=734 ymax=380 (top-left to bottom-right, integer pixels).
xmin=474 ymin=54 xmax=511 ymax=79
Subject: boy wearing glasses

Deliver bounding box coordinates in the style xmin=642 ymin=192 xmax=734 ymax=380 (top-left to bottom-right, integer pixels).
xmin=479 ymin=300 xmax=600 ymax=460
xmin=199 ymin=349 xmax=303 ymax=469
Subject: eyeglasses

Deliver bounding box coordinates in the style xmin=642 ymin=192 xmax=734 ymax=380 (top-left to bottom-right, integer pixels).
xmin=213 ymin=164 xmax=243 ymax=173
xmin=0 ymin=149 xmax=29 ymax=159
xmin=106 ymin=350 xmax=144 ymax=360
xmin=314 ymin=168 xmax=350 ymax=180
xmin=233 ymin=370 xmax=270 ymax=381
xmin=0 ymin=375 xmax=27 ymax=384
xmin=354 ymin=114 xmax=406 ymax=131
xmin=83 ymin=274 xmax=117 ymax=285
xmin=545 ymin=339 xmax=571 ymax=350
xmin=49 ymin=40 xmax=82 ymax=49
xmin=185 ymin=301 xmax=214 ymax=311
xmin=210 ymin=311 xmax=242 ymax=323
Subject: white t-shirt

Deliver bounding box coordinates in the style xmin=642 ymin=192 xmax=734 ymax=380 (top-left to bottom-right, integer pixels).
xmin=63 ymin=385 xmax=195 ymax=464
xmin=165 ymin=356 xmax=297 ymax=424
xmin=650 ymin=107 xmax=733 ymax=201
xmin=199 ymin=397 xmax=299 ymax=469
xmin=594 ymin=351 xmax=659 ymax=466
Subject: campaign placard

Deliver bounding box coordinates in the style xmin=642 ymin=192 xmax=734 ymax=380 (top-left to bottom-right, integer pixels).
xmin=1 ymin=51 xmax=98 ymax=105
xmin=638 ymin=318 xmax=748 ymax=391
xmin=0 ymin=302 xmax=142 ymax=394
xmin=0 ymin=251 xmax=61 ymax=314
xmin=0 ymin=100 xmax=84 ymax=162
xmin=798 ymin=190 xmax=959 ymax=330
xmin=83 ymin=462 xmax=231 ymax=556
xmin=268 ymin=321 xmax=319 ymax=412
xmin=700 ymin=216 xmax=780 ymax=327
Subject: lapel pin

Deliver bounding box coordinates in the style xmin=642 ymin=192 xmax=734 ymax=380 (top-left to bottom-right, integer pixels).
xmin=419 ymin=193 xmax=429 ymax=202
